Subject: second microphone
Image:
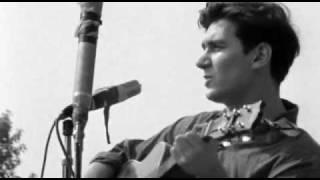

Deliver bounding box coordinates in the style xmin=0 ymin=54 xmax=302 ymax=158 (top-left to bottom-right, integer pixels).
xmin=90 ymin=80 xmax=141 ymax=110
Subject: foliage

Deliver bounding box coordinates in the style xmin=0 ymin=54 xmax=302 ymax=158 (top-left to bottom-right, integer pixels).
xmin=0 ymin=110 xmax=27 ymax=178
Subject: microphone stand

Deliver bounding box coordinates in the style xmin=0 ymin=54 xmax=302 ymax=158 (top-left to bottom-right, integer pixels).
xmin=62 ymin=119 xmax=74 ymax=178
xmin=58 ymin=101 xmax=111 ymax=178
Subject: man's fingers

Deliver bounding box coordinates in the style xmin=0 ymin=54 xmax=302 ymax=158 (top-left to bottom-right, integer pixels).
xmin=171 ymin=139 xmax=188 ymax=165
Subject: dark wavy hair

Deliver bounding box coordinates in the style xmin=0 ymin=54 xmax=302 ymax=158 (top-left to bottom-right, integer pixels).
xmin=199 ymin=2 xmax=300 ymax=85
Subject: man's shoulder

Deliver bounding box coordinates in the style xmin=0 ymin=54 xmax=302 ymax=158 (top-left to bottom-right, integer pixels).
xmin=268 ymin=129 xmax=320 ymax=177
xmin=271 ymin=128 xmax=320 ymax=168
xmin=283 ymin=129 xmax=320 ymax=154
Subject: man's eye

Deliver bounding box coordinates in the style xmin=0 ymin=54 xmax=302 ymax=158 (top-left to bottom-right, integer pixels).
xmin=212 ymin=46 xmax=222 ymax=50
xmin=202 ymin=42 xmax=224 ymax=52
xmin=207 ymin=46 xmax=223 ymax=52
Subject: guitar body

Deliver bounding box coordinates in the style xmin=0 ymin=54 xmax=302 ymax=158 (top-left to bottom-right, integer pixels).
xmin=117 ymin=142 xmax=168 ymax=178
xmin=117 ymin=142 xmax=193 ymax=178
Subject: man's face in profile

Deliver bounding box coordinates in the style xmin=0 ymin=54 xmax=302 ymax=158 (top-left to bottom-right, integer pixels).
xmin=197 ymin=19 xmax=257 ymax=105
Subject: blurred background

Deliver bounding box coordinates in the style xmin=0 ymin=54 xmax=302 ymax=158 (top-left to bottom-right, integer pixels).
xmin=0 ymin=2 xmax=319 ymax=178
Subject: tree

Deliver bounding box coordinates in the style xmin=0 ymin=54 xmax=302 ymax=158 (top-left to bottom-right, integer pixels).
xmin=0 ymin=110 xmax=26 ymax=178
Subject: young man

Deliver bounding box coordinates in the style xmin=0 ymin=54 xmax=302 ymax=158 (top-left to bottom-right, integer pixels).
xmin=84 ymin=2 xmax=320 ymax=178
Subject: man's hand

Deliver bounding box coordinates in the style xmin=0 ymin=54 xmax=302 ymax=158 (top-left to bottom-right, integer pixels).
xmin=78 ymin=2 xmax=103 ymax=15
xmin=84 ymin=162 xmax=115 ymax=178
xmin=170 ymin=130 xmax=227 ymax=178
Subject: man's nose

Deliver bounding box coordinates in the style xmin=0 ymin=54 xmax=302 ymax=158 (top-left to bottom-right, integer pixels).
xmin=196 ymin=54 xmax=212 ymax=69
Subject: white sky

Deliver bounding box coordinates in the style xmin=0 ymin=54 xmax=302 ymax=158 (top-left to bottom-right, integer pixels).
xmin=0 ymin=2 xmax=319 ymax=178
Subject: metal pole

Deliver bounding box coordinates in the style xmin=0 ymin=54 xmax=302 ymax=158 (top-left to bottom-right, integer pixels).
xmin=62 ymin=119 xmax=74 ymax=178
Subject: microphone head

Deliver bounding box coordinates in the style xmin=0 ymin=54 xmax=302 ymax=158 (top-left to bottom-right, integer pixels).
xmin=117 ymin=80 xmax=141 ymax=102
xmin=90 ymin=80 xmax=141 ymax=110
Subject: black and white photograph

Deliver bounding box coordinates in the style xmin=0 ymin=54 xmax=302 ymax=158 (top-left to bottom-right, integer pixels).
xmin=1 ymin=2 xmax=320 ymax=178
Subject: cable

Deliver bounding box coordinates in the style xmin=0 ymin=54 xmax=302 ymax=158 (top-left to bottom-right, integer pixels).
xmin=40 ymin=118 xmax=57 ymax=178
xmin=40 ymin=105 xmax=75 ymax=178
xmin=55 ymin=119 xmax=68 ymax=161
xmin=55 ymin=118 xmax=75 ymax=177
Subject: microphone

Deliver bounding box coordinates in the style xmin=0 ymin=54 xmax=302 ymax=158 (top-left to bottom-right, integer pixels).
xmin=91 ymin=80 xmax=141 ymax=145
xmin=90 ymin=80 xmax=142 ymax=110
xmin=59 ymin=80 xmax=142 ymax=119
xmin=72 ymin=3 xmax=103 ymax=177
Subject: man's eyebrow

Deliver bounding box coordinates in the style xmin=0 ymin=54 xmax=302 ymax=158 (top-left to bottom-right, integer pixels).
xmin=201 ymin=40 xmax=225 ymax=49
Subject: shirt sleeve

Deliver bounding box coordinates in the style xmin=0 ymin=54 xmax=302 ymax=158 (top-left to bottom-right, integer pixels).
xmin=90 ymin=112 xmax=215 ymax=175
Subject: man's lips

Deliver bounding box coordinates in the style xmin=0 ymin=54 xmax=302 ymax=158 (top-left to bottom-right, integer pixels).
xmin=204 ymin=75 xmax=213 ymax=80
xmin=204 ymin=75 xmax=213 ymax=87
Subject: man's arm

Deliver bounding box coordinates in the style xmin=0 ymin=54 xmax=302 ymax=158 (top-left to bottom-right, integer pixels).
xmin=84 ymin=112 xmax=215 ymax=178
xmin=83 ymin=162 xmax=115 ymax=178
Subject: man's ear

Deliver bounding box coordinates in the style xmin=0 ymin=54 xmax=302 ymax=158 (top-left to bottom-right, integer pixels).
xmin=251 ymin=42 xmax=272 ymax=69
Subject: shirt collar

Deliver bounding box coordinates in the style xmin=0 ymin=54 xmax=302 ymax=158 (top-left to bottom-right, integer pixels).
xmin=274 ymin=99 xmax=299 ymax=124
xmin=214 ymin=99 xmax=300 ymax=124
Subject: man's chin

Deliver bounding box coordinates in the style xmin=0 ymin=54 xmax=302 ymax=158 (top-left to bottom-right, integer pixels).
xmin=205 ymin=88 xmax=228 ymax=104
xmin=206 ymin=90 xmax=220 ymax=102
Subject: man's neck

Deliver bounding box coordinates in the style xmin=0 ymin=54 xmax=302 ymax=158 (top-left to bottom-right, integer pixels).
xmin=259 ymin=91 xmax=287 ymax=121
